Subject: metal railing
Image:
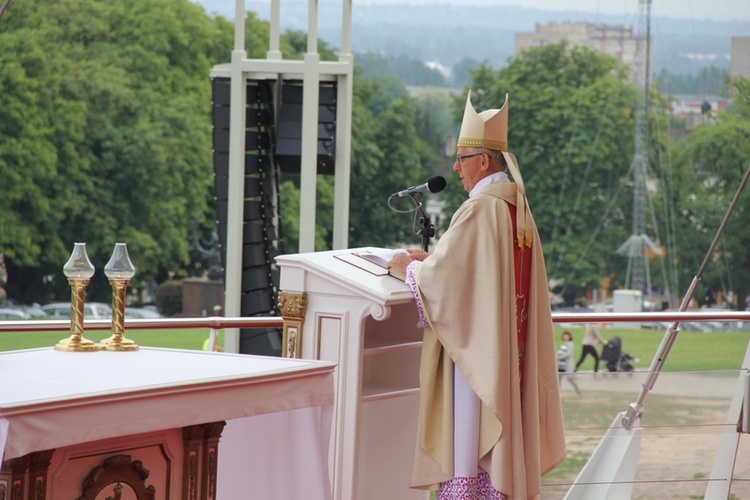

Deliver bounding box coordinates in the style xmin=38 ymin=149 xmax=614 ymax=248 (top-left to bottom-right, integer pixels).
xmin=2 ymin=310 xmax=750 ymax=334
xmin=3 ymin=310 xmax=750 ymax=498
xmin=0 ymin=316 xmax=284 ymax=333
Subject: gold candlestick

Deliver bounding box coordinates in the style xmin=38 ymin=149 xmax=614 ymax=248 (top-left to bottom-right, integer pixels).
xmin=55 ymin=243 xmax=98 ymax=352
xmin=98 ymin=243 xmax=139 ymax=351
xmin=98 ymin=278 xmax=138 ymax=351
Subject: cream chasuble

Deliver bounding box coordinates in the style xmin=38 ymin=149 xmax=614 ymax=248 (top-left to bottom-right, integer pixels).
xmin=409 ymin=182 xmax=566 ymax=498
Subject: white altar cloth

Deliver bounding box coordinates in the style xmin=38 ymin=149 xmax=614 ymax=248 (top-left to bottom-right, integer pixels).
xmin=218 ymin=405 xmax=334 ymax=499
xmin=0 ymin=347 xmax=335 ymax=465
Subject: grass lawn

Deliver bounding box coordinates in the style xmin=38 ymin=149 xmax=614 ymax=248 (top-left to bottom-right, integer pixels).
xmin=0 ymin=328 xmax=224 ymax=352
xmin=553 ymin=326 xmax=750 ymax=372
xmin=3 ymin=325 xmax=748 ymax=370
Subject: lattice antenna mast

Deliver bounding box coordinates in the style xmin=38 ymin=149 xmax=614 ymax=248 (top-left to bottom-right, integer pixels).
xmin=617 ymin=0 xmax=657 ymax=293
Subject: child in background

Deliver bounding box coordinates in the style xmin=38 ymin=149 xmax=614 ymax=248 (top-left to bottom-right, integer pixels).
xmin=557 ymin=331 xmax=581 ymax=396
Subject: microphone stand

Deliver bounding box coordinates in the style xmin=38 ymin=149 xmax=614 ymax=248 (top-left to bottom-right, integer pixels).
xmin=411 ymin=194 xmax=435 ymax=252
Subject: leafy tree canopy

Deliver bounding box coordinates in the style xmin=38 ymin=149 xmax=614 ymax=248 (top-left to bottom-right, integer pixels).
xmin=669 ymin=75 xmax=750 ymax=309
xmin=451 ymin=42 xmax=646 ymax=302
xmin=0 ymin=0 xmax=267 ymax=302
xmin=655 ymin=65 xmax=727 ymax=96
xmin=355 ymin=51 xmax=449 ymax=87
xmin=7 ymin=1 xmax=745 ymax=312
xmin=347 ymin=76 xmax=434 ymax=249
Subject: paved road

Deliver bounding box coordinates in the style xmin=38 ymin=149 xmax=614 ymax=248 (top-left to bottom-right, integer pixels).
xmin=567 ymin=368 xmax=741 ymax=398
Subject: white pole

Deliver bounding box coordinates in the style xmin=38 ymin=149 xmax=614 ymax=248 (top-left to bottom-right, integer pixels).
xmin=224 ymin=0 xmax=249 ymax=353
xmin=268 ymin=0 xmax=282 ymax=60
xmin=332 ymin=0 xmax=353 ymax=250
xmin=298 ymin=0 xmax=320 ymax=253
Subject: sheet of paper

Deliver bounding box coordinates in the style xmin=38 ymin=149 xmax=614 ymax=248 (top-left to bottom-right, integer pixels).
xmin=356 ymin=248 xmax=408 ymax=268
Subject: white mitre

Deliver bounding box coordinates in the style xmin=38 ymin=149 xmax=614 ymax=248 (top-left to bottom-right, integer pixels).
xmin=457 ymin=91 xmax=508 ymax=152
xmin=457 ymin=91 xmax=532 ymax=247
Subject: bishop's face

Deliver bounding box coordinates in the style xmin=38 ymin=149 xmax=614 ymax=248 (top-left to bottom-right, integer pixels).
xmin=453 ymin=149 xmax=487 ymax=193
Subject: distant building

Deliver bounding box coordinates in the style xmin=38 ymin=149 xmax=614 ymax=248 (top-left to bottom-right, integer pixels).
xmin=730 ymin=36 xmax=750 ymax=79
xmin=515 ymin=22 xmax=644 ymax=83
xmin=670 ymin=95 xmax=727 ymax=117
xmin=664 ymin=94 xmax=727 ymax=141
xmin=670 ymin=95 xmax=727 ymax=133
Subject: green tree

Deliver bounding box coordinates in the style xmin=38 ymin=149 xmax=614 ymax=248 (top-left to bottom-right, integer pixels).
xmin=452 ymin=43 xmax=647 ymax=303
xmin=281 ymin=30 xmax=338 ymax=61
xmin=669 ymin=76 xmax=750 ymax=309
xmin=348 ymin=76 xmax=434 ymax=248
xmin=355 ymin=51 xmax=448 ymax=87
xmin=278 ymin=175 xmax=336 ymax=254
xmin=363 ymin=74 xmax=410 ymax=117
xmin=655 ymin=66 xmax=727 ymax=96
xmin=412 ymin=88 xmax=455 ymax=155
xmin=451 ymin=56 xmax=482 ymax=87
xmin=0 ymin=0 xmax=241 ymax=302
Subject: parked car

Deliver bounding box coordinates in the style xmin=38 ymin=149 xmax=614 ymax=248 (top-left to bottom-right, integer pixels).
xmin=41 ymin=302 xmax=113 ymax=319
xmin=0 ymin=305 xmax=49 ymax=320
xmin=125 ymin=307 xmax=163 ymax=319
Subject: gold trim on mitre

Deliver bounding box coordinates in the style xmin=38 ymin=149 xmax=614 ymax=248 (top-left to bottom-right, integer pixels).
xmin=456 ymin=91 xmax=509 ymax=152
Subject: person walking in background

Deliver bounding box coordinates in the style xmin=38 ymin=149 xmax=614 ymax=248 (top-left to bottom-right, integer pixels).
xmin=575 ymin=323 xmax=608 ymax=374
xmin=557 ymin=331 xmax=581 ymax=396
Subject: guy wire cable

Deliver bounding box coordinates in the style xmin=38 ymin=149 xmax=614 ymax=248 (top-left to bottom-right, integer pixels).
xmin=622 ymin=162 xmax=750 ymax=429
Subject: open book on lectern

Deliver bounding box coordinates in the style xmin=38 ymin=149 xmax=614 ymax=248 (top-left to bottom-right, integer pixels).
xmin=335 ymin=248 xmax=408 ymax=281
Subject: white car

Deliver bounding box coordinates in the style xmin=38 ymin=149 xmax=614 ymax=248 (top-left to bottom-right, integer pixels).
xmin=41 ymin=302 xmax=113 ymax=319
xmin=0 ymin=306 xmax=49 ymax=321
xmin=125 ymin=307 xmax=163 ymax=319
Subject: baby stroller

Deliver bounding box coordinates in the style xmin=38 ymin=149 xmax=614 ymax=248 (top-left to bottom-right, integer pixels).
xmin=601 ymin=336 xmax=635 ymax=373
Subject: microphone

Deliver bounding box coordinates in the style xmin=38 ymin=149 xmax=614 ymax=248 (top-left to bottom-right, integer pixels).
xmin=391 ymin=176 xmax=447 ymax=198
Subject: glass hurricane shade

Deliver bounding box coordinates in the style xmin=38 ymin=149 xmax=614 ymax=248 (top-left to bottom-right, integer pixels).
xmin=62 ymin=243 xmax=96 ymax=279
xmin=104 ymin=243 xmax=136 ymax=280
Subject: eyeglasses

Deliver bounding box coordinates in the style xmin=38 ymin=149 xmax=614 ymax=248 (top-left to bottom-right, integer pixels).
xmin=454 ymin=153 xmax=483 ymax=165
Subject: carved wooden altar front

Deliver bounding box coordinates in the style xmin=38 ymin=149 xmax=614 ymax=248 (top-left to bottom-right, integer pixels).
xmin=0 ymin=421 xmax=225 ymax=500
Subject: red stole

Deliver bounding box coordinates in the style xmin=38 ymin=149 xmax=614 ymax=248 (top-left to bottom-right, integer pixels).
xmin=507 ymin=202 xmax=532 ymax=383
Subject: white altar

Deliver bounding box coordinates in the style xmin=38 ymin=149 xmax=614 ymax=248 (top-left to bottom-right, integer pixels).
xmin=0 ymin=347 xmax=335 ymax=499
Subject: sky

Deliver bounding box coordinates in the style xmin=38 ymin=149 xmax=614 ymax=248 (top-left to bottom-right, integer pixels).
xmin=355 ymin=0 xmax=750 ymax=23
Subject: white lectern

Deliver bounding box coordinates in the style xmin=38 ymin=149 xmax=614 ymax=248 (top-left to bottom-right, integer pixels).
xmin=277 ymin=247 xmax=429 ymax=500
